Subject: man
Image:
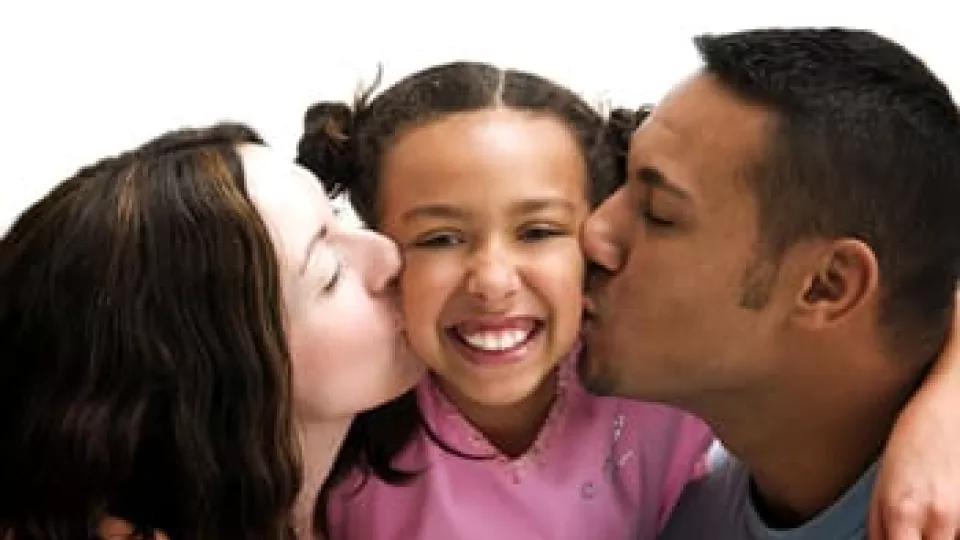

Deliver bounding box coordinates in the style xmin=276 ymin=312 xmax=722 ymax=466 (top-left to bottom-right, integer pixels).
xmin=578 ymin=28 xmax=960 ymax=539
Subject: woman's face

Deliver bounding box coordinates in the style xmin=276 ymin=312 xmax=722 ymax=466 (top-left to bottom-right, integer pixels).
xmin=240 ymin=144 xmax=423 ymax=421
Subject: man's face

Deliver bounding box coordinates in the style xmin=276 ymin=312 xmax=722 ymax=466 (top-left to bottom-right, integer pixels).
xmin=579 ymin=73 xmax=794 ymax=407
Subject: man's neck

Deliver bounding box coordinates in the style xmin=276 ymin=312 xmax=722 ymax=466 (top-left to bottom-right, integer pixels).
xmin=744 ymin=423 xmax=884 ymax=528
xmin=698 ymin=346 xmax=919 ymax=527
xmin=295 ymin=416 xmax=353 ymax=538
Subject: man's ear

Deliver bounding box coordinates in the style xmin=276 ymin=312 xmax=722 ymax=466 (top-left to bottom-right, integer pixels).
xmin=793 ymin=238 xmax=878 ymax=329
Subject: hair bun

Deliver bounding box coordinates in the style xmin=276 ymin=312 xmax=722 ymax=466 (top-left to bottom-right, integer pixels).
xmin=604 ymin=106 xmax=652 ymax=181
xmin=295 ymin=101 xmax=356 ymax=197
xmin=607 ymin=106 xmax=652 ymax=151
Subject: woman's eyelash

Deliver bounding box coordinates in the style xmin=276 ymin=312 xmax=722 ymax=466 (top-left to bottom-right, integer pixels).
xmin=321 ymin=256 xmax=343 ymax=293
xmin=320 ymin=245 xmax=344 ymax=294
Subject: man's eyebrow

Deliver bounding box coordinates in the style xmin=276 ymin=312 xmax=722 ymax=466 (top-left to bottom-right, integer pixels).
xmin=298 ymin=225 xmax=327 ymax=276
xmin=638 ymin=166 xmax=691 ymax=200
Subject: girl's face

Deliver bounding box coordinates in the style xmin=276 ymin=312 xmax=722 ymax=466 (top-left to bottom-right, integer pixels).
xmin=241 ymin=144 xmax=423 ymax=421
xmin=378 ymin=109 xmax=589 ymax=415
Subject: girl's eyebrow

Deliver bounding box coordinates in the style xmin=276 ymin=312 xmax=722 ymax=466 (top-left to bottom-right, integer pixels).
xmin=508 ymin=197 xmax=577 ymax=215
xmin=401 ymin=204 xmax=469 ymax=223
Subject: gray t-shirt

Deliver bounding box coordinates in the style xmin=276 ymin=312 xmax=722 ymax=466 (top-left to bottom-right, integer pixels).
xmin=659 ymin=443 xmax=876 ymax=540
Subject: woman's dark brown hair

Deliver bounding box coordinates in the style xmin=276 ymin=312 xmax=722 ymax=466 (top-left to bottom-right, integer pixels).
xmin=295 ymin=61 xmax=647 ymax=535
xmin=0 ymin=123 xmax=301 ymax=540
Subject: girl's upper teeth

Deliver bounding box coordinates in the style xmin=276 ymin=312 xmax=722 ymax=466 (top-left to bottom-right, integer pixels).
xmin=461 ymin=329 xmax=529 ymax=351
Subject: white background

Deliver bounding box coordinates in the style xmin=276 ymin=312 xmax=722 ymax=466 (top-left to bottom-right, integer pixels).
xmin=1 ymin=1 xmax=956 ymax=231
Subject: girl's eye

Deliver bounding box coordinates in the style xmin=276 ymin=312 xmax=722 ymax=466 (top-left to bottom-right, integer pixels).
xmin=519 ymin=225 xmax=566 ymax=242
xmin=413 ymin=232 xmax=464 ymax=249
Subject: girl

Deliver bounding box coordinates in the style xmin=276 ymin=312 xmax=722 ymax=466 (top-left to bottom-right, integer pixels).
xmin=0 ymin=123 xmax=421 ymax=539
xmin=298 ymin=62 xmax=709 ymax=540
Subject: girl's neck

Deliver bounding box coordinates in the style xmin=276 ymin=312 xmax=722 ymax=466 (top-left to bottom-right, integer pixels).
xmin=294 ymin=416 xmax=353 ymax=540
xmin=440 ymin=367 xmax=560 ymax=458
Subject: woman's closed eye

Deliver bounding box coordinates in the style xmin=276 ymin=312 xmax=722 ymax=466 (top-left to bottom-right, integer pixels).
xmin=320 ymin=257 xmax=343 ymax=293
xmin=313 ymin=244 xmax=343 ymax=294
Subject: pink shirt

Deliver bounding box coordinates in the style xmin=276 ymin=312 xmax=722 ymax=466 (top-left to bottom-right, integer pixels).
xmin=327 ymin=351 xmax=712 ymax=540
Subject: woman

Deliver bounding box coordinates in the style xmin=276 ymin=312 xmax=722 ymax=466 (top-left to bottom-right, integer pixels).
xmin=0 ymin=123 xmax=421 ymax=540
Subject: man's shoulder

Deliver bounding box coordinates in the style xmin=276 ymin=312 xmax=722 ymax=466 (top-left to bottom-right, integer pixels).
xmin=659 ymin=443 xmax=874 ymax=540
xmin=659 ymin=443 xmax=753 ymax=539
